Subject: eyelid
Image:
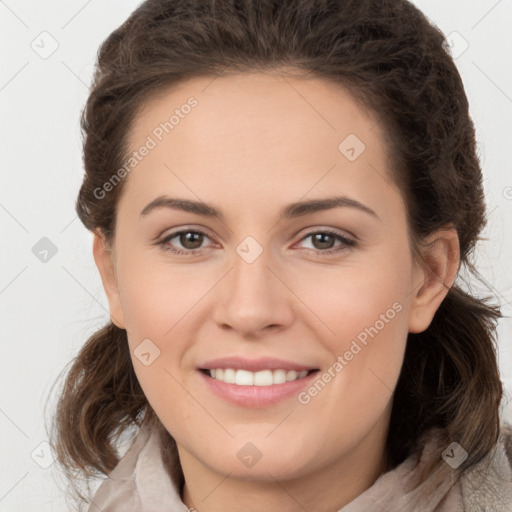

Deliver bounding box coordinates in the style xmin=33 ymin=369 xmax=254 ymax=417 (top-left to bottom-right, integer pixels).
xmin=293 ymin=225 xmax=357 ymax=243
xmin=156 ymin=224 xmax=216 ymax=242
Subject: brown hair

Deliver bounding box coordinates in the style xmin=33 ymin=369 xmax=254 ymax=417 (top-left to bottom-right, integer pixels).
xmin=49 ymin=0 xmax=504 ymax=507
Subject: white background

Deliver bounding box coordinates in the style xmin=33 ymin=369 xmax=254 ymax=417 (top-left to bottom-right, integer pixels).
xmin=1 ymin=1 xmax=511 ymax=510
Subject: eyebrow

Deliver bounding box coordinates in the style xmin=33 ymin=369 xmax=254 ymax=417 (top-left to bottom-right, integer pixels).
xmin=140 ymin=195 xmax=379 ymax=221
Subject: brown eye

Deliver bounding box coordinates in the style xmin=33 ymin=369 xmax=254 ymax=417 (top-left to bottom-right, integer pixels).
xmin=178 ymin=231 xmax=204 ymax=250
xmin=158 ymin=229 xmax=212 ymax=255
xmin=311 ymin=233 xmax=336 ymax=250
xmin=297 ymin=230 xmax=356 ymax=256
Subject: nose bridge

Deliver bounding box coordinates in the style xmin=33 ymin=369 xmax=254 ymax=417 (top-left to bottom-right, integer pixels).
xmin=213 ymin=240 xmax=294 ymax=335
xmin=232 ymin=243 xmax=273 ymax=295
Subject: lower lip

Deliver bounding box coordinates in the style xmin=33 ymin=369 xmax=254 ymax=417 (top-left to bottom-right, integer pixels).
xmin=198 ymin=370 xmax=318 ymax=408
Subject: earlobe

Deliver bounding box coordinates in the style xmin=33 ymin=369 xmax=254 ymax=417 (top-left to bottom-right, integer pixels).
xmin=92 ymin=229 xmax=126 ymax=329
xmin=408 ymin=227 xmax=460 ymax=334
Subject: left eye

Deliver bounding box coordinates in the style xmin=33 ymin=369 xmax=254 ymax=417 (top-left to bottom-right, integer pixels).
xmin=157 ymin=229 xmax=356 ymax=256
xmin=297 ymin=231 xmax=355 ymax=252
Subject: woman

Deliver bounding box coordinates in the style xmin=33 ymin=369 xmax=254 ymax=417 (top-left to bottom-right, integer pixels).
xmin=50 ymin=0 xmax=512 ymax=510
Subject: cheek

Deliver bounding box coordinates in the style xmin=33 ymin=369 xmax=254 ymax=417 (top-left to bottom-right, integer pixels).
xmin=304 ymin=246 xmax=411 ymax=342
xmin=298 ymin=247 xmax=412 ymax=405
xmin=116 ymin=258 xmax=214 ymax=407
xmin=117 ymin=254 xmax=213 ymax=341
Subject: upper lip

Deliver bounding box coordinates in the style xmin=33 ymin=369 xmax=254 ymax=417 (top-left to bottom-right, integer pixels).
xmin=199 ymin=356 xmax=318 ymax=372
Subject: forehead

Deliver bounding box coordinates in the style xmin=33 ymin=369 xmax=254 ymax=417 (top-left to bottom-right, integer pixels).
xmin=120 ymin=70 xmax=402 ymax=223
xmin=128 ymin=69 xmax=381 ymax=156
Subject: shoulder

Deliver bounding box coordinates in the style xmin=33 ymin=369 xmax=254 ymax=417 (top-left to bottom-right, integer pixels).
xmin=460 ymin=422 xmax=512 ymax=512
xmin=503 ymin=423 xmax=512 ymax=465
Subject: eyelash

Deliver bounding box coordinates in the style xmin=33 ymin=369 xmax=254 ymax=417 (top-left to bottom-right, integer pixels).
xmin=156 ymin=228 xmax=356 ymax=257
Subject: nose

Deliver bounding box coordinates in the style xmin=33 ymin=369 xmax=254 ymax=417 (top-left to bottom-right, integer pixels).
xmin=212 ymin=248 xmax=295 ymax=339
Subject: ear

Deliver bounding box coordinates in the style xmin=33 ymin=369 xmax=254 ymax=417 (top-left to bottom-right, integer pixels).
xmin=92 ymin=229 xmax=126 ymax=329
xmin=408 ymin=227 xmax=460 ymax=333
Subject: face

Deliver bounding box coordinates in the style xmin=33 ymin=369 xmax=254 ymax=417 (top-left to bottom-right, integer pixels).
xmin=94 ymin=69 xmax=456 ymax=483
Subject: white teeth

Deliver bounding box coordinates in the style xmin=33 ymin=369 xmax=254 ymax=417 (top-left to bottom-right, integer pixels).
xmin=223 ymin=368 xmax=236 ymax=383
xmin=254 ymin=370 xmax=273 ymax=386
xmin=235 ymin=369 xmax=254 ymax=386
xmin=286 ymin=370 xmax=298 ymax=381
xmin=207 ymin=368 xmax=311 ymax=386
xmin=273 ymin=369 xmax=287 ymax=384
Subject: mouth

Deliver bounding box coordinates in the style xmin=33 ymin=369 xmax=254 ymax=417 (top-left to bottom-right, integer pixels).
xmin=199 ymin=368 xmax=319 ymax=386
xmin=197 ymin=357 xmax=320 ymax=407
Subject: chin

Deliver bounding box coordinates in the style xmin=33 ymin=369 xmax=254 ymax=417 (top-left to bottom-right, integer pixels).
xmin=187 ymin=438 xmax=321 ymax=482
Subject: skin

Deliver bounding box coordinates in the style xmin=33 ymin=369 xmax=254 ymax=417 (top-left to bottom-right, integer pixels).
xmin=93 ymin=69 xmax=460 ymax=512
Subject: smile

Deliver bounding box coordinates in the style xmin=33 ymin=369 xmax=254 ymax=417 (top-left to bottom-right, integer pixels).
xmin=203 ymin=368 xmax=313 ymax=386
xmin=197 ymin=357 xmax=320 ymax=407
